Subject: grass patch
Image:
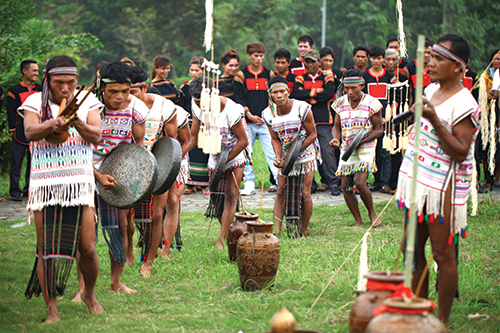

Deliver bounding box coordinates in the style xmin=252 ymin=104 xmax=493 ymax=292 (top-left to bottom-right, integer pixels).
xmin=1 ymin=199 xmax=499 ymax=332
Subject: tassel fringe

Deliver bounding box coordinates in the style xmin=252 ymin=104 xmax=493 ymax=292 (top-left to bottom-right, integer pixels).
xmin=28 ymin=182 xmax=95 ymax=211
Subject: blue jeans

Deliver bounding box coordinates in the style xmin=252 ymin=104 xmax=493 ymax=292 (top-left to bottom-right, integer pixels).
xmin=243 ymin=123 xmax=278 ymax=183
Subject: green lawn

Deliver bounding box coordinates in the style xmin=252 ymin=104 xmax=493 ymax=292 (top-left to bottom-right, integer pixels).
xmin=1 ymin=197 xmax=499 ymax=332
xmin=1 ymin=140 xmax=498 ymax=331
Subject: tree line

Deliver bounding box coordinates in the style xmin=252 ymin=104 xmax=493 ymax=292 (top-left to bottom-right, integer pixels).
xmin=0 ymin=0 xmax=499 ymax=171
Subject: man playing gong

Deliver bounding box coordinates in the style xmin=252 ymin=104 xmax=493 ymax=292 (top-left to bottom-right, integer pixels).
xmin=189 ymin=76 xmax=251 ymax=249
xmin=330 ymin=69 xmax=383 ymax=227
xmin=129 ymin=65 xmax=177 ymax=277
xmin=22 ymin=55 xmax=104 ymax=322
xmin=262 ymin=76 xmax=318 ymax=237
xmin=93 ymin=61 xmax=149 ymax=292
xmin=161 ymin=105 xmax=192 ymax=259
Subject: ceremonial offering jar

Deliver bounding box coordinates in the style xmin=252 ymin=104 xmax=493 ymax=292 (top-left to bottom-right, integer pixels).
xmin=227 ymin=212 xmax=258 ymax=262
xmin=237 ymin=222 xmax=280 ymax=291
xmin=366 ymin=297 xmax=445 ymax=332
xmin=349 ymin=271 xmax=405 ymax=332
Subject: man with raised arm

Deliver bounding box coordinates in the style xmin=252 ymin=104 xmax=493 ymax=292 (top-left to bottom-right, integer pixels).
xmin=22 ymin=55 xmax=104 ymax=323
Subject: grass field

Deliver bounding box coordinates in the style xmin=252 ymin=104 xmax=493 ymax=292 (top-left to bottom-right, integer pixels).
xmin=1 ymin=195 xmax=499 ymax=332
xmin=1 ymin=139 xmax=498 ymax=331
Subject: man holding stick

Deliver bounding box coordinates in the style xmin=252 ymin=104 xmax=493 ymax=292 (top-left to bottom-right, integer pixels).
xmin=22 ymin=55 xmax=104 ymax=322
xmin=396 ymin=34 xmax=480 ymax=324
xmin=190 ymin=76 xmax=251 ymax=249
xmin=263 ymin=76 xmax=318 ymax=237
xmin=330 ymin=69 xmax=383 ymax=227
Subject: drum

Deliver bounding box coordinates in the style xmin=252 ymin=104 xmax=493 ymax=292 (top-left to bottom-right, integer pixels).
xmin=97 ymin=144 xmax=158 ymax=209
xmin=209 ymin=145 xmax=231 ymax=191
xmin=341 ymin=127 xmax=367 ymax=162
xmin=151 ymin=136 xmax=182 ymax=194
xmin=282 ymin=136 xmax=304 ymax=176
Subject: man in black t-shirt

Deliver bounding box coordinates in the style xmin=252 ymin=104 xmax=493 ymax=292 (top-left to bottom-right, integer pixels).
xmin=7 ymin=59 xmax=42 ymax=201
xmin=343 ymin=44 xmax=370 ymax=73
xmin=386 ymin=37 xmax=408 ymax=69
xmin=403 ymin=38 xmax=433 ymax=105
xmin=362 ymin=46 xmax=396 ymax=193
xmin=234 ymin=42 xmax=278 ymax=195
xmin=273 ymin=48 xmax=297 ymax=98
xmin=294 ymin=50 xmax=340 ymax=195
xmin=290 ymin=34 xmax=314 ymax=77
xmin=385 ymin=48 xmax=410 ymax=193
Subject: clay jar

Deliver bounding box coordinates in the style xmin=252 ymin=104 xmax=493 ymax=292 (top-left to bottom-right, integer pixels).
xmin=227 ymin=212 xmax=258 ymax=262
xmin=236 ymin=222 xmax=280 ymax=291
xmin=349 ymin=271 xmax=405 ymax=332
xmin=366 ymin=297 xmax=446 ymax=332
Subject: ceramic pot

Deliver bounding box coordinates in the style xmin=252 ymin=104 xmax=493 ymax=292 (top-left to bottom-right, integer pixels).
xmin=349 ymin=271 xmax=405 ymax=332
xmin=236 ymin=222 xmax=280 ymax=291
xmin=366 ymin=297 xmax=446 ymax=332
xmin=227 ymin=212 xmax=258 ymax=262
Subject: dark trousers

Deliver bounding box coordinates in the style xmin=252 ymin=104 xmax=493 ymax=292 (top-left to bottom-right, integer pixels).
xmin=373 ymin=137 xmax=391 ymax=188
xmin=10 ymin=138 xmax=30 ymax=197
xmin=389 ymin=151 xmax=403 ymax=190
xmin=475 ymin=132 xmax=498 ymax=185
xmin=316 ymin=125 xmax=340 ymax=190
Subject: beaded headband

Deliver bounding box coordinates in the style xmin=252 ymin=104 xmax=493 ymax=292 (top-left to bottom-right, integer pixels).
xmin=342 ymin=76 xmax=364 ymax=87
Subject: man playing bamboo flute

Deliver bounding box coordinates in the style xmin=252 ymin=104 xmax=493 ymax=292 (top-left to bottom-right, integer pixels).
xmin=263 ymin=76 xmax=318 ymax=237
xmin=189 ymin=76 xmax=251 ymax=249
xmin=395 ymin=34 xmax=480 ymax=325
xmin=22 ymin=55 xmax=104 ymax=323
xmin=330 ymin=69 xmax=383 ymax=227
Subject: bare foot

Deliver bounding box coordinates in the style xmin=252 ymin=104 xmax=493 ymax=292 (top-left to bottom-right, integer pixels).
xmin=160 ymin=246 xmax=171 ymax=259
xmin=216 ymin=237 xmax=224 ymax=249
xmin=140 ymin=263 xmax=152 ymax=278
xmin=71 ymin=290 xmax=83 ymax=303
xmin=370 ymin=214 xmax=381 ymax=227
xmin=42 ymin=314 xmax=61 ymax=324
xmin=354 ymin=221 xmax=363 ymax=227
xmin=111 ymin=282 xmax=137 ymax=294
xmin=81 ymin=292 xmax=105 ymax=314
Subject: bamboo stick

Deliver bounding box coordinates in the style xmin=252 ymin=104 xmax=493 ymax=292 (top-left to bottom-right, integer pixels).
xmin=258 ymin=171 xmax=265 ymax=222
xmin=404 ymin=34 xmax=426 ymax=289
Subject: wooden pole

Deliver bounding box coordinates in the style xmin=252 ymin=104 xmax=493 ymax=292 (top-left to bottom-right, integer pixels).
xmin=404 ymin=34 xmax=425 ymax=288
xmin=258 ymin=171 xmax=265 ymax=222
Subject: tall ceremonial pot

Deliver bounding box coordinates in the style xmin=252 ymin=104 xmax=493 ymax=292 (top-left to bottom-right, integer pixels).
xmin=366 ymin=297 xmax=445 ymax=332
xmin=236 ymin=222 xmax=280 ymax=291
xmin=227 ymin=212 xmax=258 ymax=262
xmin=349 ymin=271 xmax=405 ymax=332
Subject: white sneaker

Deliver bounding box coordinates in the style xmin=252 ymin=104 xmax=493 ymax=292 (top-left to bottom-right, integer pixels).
xmin=240 ymin=181 xmax=255 ymax=196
